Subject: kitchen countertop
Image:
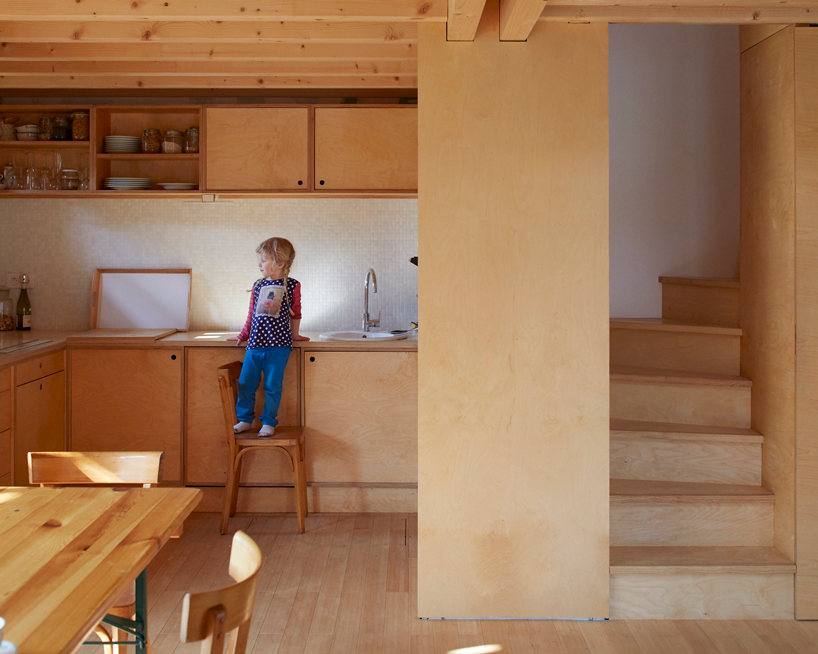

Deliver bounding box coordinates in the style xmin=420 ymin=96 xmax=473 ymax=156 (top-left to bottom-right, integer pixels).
xmin=0 ymin=329 xmax=417 ymax=367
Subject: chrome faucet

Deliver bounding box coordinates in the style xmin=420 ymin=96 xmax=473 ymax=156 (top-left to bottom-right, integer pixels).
xmin=363 ymin=268 xmax=380 ymax=332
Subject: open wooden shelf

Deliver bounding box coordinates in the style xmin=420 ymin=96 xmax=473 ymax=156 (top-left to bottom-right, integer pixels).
xmin=97 ymin=153 xmax=199 ymax=161
xmin=0 ymin=141 xmax=90 ymax=149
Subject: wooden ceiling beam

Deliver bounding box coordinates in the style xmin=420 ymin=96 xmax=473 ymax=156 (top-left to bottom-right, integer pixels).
xmin=447 ymin=0 xmax=488 ymax=41
xmin=499 ymin=0 xmax=547 ymax=41
xmin=538 ymin=4 xmax=817 ymax=22
xmin=0 ymin=60 xmax=418 ymax=75
xmin=0 ymin=74 xmax=418 ymax=89
xmin=0 ymin=42 xmax=415 ymax=61
xmin=0 ymin=20 xmax=418 ymax=43
xmin=0 ymin=0 xmax=445 ymax=21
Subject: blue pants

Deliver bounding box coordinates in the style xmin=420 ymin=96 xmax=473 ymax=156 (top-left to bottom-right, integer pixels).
xmin=236 ymin=347 xmax=290 ymax=427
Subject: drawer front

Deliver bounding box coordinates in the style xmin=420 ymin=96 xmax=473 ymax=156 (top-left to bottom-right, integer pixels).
xmin=16 ymin=350 xmax=65 ymax=386
xmin=0 ymin=429 xmax=9 ymax=478
xmin=0 ymin=389 xmax=9 ymax=432
xmin=0 ymin=367 xmax=9 ymax=393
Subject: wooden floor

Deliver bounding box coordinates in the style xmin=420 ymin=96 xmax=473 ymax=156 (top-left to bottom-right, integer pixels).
xmin=79 ymin=512 xmax=818 ymax=654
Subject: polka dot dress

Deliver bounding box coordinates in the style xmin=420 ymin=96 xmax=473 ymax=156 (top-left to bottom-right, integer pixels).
xmin=247 ymin=278 xmax=296 ymax=349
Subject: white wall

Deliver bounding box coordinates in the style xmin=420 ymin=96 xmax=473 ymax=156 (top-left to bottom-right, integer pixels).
xmin=610 ymin=24 xmax=740 ymax=318
xmin=0 ymin=198 xmax=418 ymax=333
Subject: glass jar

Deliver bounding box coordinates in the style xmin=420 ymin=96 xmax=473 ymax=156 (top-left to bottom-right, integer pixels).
xmin=0 ymin=288 xmax=14 ymax=331
xmin=60 ymin=169 xmax=79 ymax=190
xmin=52 ymin=116 xmax=71 ymax=141
xmin=162 ymin=130 xmax=183 ymax=154
xmin=70 ymin=111 xmax=90 ymax=141
xmin=38 ymin=116 xmax=53 ymax=141
xmin=142 ymin=128 xmax=161 ymax=153
xmin=184 ymin=127 xmax=199 ymax=153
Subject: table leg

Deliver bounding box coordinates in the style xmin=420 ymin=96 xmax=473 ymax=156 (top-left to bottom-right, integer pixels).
xmin=134 ymin=568 xmax=148 ymax=653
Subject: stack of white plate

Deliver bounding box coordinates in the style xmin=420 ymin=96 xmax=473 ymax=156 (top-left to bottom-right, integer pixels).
xmin=103 ymin=136 xmax=141 ymax=153
xmin=104 ymin=177 xmax=152 ymax=191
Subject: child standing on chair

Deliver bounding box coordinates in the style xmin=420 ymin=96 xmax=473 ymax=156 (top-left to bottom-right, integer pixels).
xmin=234 ymin=237 xmax=309 ymax=438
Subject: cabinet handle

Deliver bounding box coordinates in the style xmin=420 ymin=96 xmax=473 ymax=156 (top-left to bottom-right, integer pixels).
xmin=171 ymin=354 xmax=177 ymax=360
xmin=319 ymin=180 xmax=325 ymax=186
xmin=298 ymin=180 xmax=303 ymax=186
xmin=39 ymin=383 xmax=43 ymax=390
xmin=39 ymin=362 xmax=42 ymax=368
xmin=309 ymin=356 xmax=315 ymax=362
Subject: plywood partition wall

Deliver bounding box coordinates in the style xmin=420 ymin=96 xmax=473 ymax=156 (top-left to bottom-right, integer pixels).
xmin=417 ymin=2 xmax=609 ymax=618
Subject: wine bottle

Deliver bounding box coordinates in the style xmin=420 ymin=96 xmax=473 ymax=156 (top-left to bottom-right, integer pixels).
xmin=16 ymin=274 xmax=31 ymax=331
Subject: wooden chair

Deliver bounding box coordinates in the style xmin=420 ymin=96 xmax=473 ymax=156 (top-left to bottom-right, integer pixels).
xmin=28 ymin=451 xmax=164 ymax=654
xmin=217 ymin=361 xmax=307 ymax=534
xmin=180 ymin=530 xmax=263 ymax=654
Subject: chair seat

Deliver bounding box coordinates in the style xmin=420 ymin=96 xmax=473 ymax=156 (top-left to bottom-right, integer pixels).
xmin=235 ymin=425 xmax=303 ymax=447
xmin=113 ymin=583 xmax=136 ymax=609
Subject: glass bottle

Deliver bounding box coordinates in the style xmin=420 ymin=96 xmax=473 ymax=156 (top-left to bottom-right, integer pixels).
xmin=0 ymin=288 xmax=14 ymax=331
xmin=162 ymin=130 xmax=183 ymax=154
xmin=16 ymin=274 xmax=31 ymax=331
xmin=142 ymin=128 xmax=161 ymax=153
xmin=70 ymin=110 xmax=90 ymax=141
xmin=38 ymin=116 xmax=53 ymax=141
xmin=184 ymin=127 xmax=199 ymax=153
xmin=52 ymin=116 xmax=70 ymax=141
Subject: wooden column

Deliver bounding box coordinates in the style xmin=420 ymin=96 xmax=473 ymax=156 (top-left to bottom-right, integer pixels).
xmin=418 ymin=2 xmax=610 ymax=618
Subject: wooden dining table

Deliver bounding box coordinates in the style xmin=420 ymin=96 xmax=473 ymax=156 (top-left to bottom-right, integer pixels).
xmin=0 ymin=485 xmax=202 ymax=654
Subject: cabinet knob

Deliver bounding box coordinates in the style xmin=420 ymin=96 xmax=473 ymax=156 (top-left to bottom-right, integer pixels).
xmin=319 ymin=180 xmax=325 ymax=186
xmin=298 ymin=180 xmax=303 ymax=186
xmin=39 ymin=383 xmax=42 ymax=390
xmin=309 ymin=356 xmax=315 ymax=362
xmin=39 ymin=362 xmax=42 ymax=368
xmin=171 ymin=354 xmax=177 ymax=360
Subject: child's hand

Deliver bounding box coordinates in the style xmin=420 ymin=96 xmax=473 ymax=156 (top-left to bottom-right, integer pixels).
xmin=293 ymin=334 xmax=310 ymax=341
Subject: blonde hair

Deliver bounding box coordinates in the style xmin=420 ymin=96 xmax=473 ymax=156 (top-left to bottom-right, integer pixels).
xmin=255 ymin=237 xmax=297 ymax=314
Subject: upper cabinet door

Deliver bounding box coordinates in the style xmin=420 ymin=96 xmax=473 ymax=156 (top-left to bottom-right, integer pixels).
xmin=314 ymin=107 xmax=418 ymax=191
xmin=205 ymin=108 xmax=309 ymax=190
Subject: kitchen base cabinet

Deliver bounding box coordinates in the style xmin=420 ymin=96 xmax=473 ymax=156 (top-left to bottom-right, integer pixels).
xmin=70 ymin=348 xmax=183 ymax=482
xmin=0 ymin=429 xmax=10 ymax=483
xmin=186 ymin=347 xmax=299 ymax=485
xmin=304 ymin=351 xmax=417 ymax=483
xmin=14 ymin=371 xmax=66 ymax=485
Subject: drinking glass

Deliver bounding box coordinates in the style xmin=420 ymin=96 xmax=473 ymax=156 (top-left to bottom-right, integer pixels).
xmin=23 ymin=150 xmax=36 ymax=190
xmin=48 ymin=150 xmax=62 ymax=190
xmin=78 ymin=152 xmax=89 ymax=191
xmin=35 ymin=151 xmax=50 ymax=191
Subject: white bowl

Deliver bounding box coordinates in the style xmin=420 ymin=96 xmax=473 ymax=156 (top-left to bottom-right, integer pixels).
xmin=15 ymin=134 xmax=38 ymax=141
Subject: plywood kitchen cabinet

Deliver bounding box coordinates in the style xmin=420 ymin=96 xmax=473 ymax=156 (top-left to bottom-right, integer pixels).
xmin=0 ymin=367 xmax=10 ymax=485
xmin=186 ymin=347 xmax=299 ymax=485
xmin=314 ymin=107 xmax=418 ymax=191
xmin=14 ymin=371 xmax=65 ymax=485
xmin=205 ymin=107 xmax=309 ymax=191
xmin=70 ymin=348 xmax=183 ymax=482
xmin=304 ymin=351 xmax=417 ymax=483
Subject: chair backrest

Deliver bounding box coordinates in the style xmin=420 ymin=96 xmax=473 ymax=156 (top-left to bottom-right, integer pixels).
xmin=28 ymin=451 xmax=164 ymax=487
xmin=180 ymin=531 xmax=263 ymax=654
xmin=217 ymin=362 xmax=243 ymax=450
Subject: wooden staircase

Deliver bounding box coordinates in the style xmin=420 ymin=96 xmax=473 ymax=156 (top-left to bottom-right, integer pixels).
xmin=609 ymin=277 xmax=795 ymax=619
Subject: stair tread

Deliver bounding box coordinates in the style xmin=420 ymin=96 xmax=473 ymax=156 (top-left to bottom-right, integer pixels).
xmin=611 ymin=365 xmax=752 ymax=388
xmin=610 ymin=419 xmax=763 ymax=443
xmin=611 ymin=479 xmax=775 ymax=503
xmin=658 ymin=276 xmax=740 ymax=289
xmin=610 ymin=318 xmax=742 ymax=336
xmin=610 ymin=546 xmax=795 ymax=574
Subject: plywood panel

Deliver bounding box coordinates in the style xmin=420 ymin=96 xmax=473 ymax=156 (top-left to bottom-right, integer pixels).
xmin=661 ymin=283 xmax=740 ymax=327
xmin=205 ymin=107 xmax=308 ymax=190
xmin=70 ymin=348 xmax=182 ymax=482
xmin=0 ymin=429 xmax=10 ymax=479
xmin=0 ymin=367 xmax=9 ymax=393
xmin=15 ymin=350 xmax=65 ymax=386
xmin=610 ymin=329 xmax=740 ymax=376
xmin=740 ymin=26 xmax=796 ymax=563
xmin=0 ymin=389 xmax=9 ymax=433
xmin=14 ymin=371 xmax=65 ymax=485
xmin=610 ymin=573 xmax=794 ymax=619
xmin=314 ymin=107 xmax=417 ymax=190
xmin=185 ymin=347 xmax=299 ymax=485
xmin=740 ymin=24 xmax=789 ymax=53
xmin=304 ymin=351 xmax=417 ymax=483
xmin=418 ymin=3 xmax=609 ymax=618
xmin=794 ymin=26 xmax=818 ymax=620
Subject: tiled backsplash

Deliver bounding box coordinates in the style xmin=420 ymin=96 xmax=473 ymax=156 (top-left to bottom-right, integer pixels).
xmin=0 ymin=198 xmax=418 ymax=333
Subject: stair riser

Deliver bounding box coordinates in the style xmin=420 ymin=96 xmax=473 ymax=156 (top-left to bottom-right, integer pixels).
xmin=610 ymin=573 xmax=794 ymax=619
xmin=662 ymin=284 xmax=740 ymax=328
xmin=610 ymin=330 xmax=740 ymax=376
xmin=611 ymin=501 xmax=773 ymax=546
xmin=611 ymin=439 xmax=762 ymax=485
xmin=611 ymin=382 xmax=751 ymax=429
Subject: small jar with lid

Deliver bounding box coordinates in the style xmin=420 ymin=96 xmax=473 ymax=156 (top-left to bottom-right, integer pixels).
xmin=142 ymin=128 xmax=161 ymax=153
xmin=184 ymin=127 xmax=199 ymax=153
xmin=70 ymin=111 xmax=90 ymax=141
xmin=60 ymin=169 xmax=79 ymax=190
xmin=38 ymin=116 xmax=53 ymax=141
xmin=0 ymin=288 xmax=14 ymax=331
xmin=52 ymin=116 xmax=70 ymax=141
xmin=163 ymin=130 xmax=183 ymax=154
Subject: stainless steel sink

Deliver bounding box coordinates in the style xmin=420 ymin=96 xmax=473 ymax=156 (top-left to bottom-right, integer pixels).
xmin=318 ymin=330 xmax=408 ymax=341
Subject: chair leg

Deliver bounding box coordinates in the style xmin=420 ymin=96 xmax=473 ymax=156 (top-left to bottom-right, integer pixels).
xmin=93 ymin=624 xmax=114 ymax=654
xmin=230 ymin=457 xmax=243 ymax=517
xmin=292 ymin=444 xmax=306 ymax=534
xmin=299 ymin=442 xmax=309 ymax=518
xmin=221 ymin=455 xmax=236 ymax=535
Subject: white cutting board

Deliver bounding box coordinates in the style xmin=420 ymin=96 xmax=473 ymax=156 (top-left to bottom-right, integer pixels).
xmin=91 ymin=269 xmax=191 ymax=331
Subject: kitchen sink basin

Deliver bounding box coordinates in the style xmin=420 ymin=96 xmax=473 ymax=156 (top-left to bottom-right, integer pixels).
xmin=318 ymin=330 xmax=408 ymax=341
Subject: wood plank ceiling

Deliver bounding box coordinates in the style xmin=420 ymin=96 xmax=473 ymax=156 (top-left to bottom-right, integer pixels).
xmin=0 ymin=0 xmax=810 ymax=92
